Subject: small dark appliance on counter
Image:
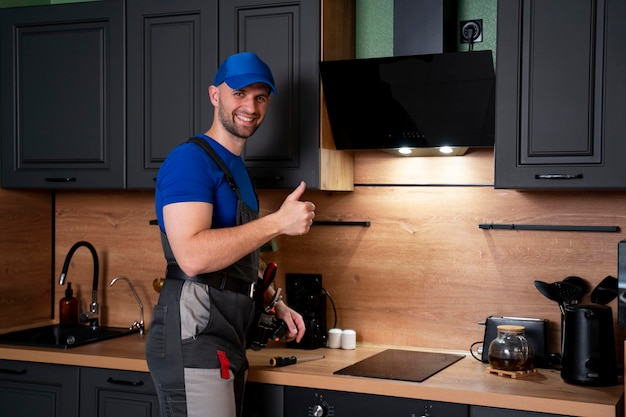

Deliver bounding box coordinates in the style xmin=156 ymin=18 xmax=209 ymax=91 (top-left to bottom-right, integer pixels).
xmin=286 ymin=273 xmax=326 ymax=349
xmin=532 ymin=271 xmax=619 ymax=386
xmin=561 ymin=304 xmax=617 ymax=386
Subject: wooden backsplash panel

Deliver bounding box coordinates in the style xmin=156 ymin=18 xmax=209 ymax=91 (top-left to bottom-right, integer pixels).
xmin=261 ymin=187 xmax=626 ymax=355
xmin=54 ymin=185 xmax=626 ymax=359
xmin=0 ymin=189 xmax=52 ymax=329
xmin=54 ymin=191 xmax=163 ymax=329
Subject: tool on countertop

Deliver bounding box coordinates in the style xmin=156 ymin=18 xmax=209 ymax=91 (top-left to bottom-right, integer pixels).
xmin=269 ymin=355 xmax=325 ymax=367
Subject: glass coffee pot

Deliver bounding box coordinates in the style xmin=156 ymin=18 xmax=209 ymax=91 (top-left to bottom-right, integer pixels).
xmin=488 ymin=325 xmax=534 ymax=371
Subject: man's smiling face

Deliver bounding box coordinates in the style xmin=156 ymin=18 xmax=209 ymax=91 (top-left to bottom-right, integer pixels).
xmin=216 ymin=82 xmax=271 ymax=140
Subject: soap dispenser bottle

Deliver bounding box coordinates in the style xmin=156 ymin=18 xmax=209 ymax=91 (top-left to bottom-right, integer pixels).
xmin=59 ymin=282 xmax=78 ymax=326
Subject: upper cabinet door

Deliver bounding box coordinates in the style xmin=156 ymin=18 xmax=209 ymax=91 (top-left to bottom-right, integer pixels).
xmin=219 ymin=0 xmax=321 ymax=189
xmin=494 ymin=0 xmax=626 ymax=189
xmin=0 ymin=0 xmax=125 ymax=189
xmin=126 ymin=0 xmax=218 ymax=189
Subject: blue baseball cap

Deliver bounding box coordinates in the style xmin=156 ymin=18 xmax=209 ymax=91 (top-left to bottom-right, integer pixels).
xmin=214 ymin=52 xmax=277 ymax=95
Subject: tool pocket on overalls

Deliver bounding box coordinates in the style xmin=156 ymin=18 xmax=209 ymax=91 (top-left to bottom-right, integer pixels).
xmin=146 ymin=305 xmax=167 ymax=358
xmin=180 ymin=281 xmax=212 ymax=340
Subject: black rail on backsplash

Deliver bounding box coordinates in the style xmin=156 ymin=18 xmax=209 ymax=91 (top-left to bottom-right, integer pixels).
xmin=150 ymin=219 xmax=372 ymax=227
xmin=479 ymin=224 xmax=619 ymax=233
xmin=313 ymin=220 xmax=371 ymax=227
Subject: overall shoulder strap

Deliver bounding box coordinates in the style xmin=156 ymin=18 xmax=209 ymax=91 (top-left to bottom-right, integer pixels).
xmin=187 ymin=136 xmax=242 ymax=199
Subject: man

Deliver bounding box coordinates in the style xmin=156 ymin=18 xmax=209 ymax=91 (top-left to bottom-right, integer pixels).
xmin=146 ymin=52 xmax=314 ymax=417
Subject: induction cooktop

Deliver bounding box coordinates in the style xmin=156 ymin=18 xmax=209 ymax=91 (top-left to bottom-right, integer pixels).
xmin=334 ymin=349 xmax=465 ymax=383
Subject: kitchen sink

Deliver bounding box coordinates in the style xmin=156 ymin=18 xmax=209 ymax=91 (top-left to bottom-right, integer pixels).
xmin=0 ymin=325 xmax=138 ymax=349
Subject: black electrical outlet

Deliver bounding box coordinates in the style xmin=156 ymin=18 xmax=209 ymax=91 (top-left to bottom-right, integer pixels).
xmin=460 ymin=19 xmax=483 ymax=43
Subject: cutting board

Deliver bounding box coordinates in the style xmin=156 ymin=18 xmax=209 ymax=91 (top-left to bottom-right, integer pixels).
xmin=334 ymin=349 xmax=465 ymax=383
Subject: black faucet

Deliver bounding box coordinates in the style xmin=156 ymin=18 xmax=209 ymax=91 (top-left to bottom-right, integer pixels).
xmin=59 ymin=241 xmax=99 ymax=329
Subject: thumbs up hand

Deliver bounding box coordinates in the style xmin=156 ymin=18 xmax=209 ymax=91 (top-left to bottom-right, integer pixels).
xmin=276 ymin=181 xmax=316 ymax=236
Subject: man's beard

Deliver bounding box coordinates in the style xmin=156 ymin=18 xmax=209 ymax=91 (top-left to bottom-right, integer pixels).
xmin=218 ymin=105 xmax=258 ymax=139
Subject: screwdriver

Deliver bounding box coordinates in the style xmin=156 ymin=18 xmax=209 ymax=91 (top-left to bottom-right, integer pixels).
xmin=269 ymin=355 xmax=325 ymax=367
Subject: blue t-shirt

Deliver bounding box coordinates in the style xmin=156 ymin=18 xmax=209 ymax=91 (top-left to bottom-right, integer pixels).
xmin=155 ymin=135 xmax=258 ymax=234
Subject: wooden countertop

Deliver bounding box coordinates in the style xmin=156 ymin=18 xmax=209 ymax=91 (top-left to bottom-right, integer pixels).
xmin=0 ymin=332 xmax=150 ymax=372
xmin=0 ymin=335 xmax=623 ymax=417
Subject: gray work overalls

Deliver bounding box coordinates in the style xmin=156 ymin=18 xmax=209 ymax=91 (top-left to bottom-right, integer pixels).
xmin=146 ymin=137 xmax=260 ymax=417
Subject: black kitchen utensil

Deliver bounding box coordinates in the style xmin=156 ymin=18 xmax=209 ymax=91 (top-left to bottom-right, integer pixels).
xmin=590 ymin=275 xmax=618 ymax=305
xmin=534 ymin=276 xmax=588 ymax=314
xmin=561 ymin=276 xmax=589 ymax=304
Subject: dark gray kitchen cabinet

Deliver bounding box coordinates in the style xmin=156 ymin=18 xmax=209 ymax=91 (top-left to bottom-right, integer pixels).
xmin=219 ymin=0 xmax=319 ymax=189
xmin=1 ymin=0 xmax=354 ymax=190
xmin=494 ymin=0 xmax=626 ymax=189
xmin=0 ymin=0 xmax=125 ymax=189
xmin=0 ymin=360 xmax=79 ymax=417
xmin=79 ymin=367 xmax=159 ymax=417
xmin=219 ymin=0 xmax=355 ymax=190
xmin=128 ymin=0 xmax=354 ymax=190
xmin=126 ymin=0 xmax=218 ymax=189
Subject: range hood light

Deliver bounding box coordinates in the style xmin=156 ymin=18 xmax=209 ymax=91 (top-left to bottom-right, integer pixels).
xmin=384 ymin=146 xmax=469 ymax=157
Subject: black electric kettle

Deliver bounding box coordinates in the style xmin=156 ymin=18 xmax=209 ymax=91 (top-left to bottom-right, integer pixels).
xmin=561 ymin=304 xmax=617 ymax=386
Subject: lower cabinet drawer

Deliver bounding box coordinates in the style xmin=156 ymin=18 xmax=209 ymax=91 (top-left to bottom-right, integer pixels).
xmin=79 ymin=367 xmax=159 ymax=417
xmin=0 ymin=360 xmax=79 ymax=417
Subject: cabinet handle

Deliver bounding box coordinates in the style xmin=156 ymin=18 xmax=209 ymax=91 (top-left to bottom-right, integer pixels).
xmin=44 ymin=177 xmax=77 ymax=182
xmin=106 ymin=377 xmax=144 ymax=387
xmin=0 ymin=368 xmax=27 ymax=375
xmin=534 ymin=174 xmax=583 ymax=180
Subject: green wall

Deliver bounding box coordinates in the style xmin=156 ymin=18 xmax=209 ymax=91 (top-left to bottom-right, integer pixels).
xmin=356 ymin=0 xmax=497 ymax=59
xmin=356 ymin=0 xmax=395 ymax=58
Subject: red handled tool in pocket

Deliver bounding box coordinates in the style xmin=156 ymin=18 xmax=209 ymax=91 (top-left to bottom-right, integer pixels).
xmin=262 ymin=262 xmax=277 ymax=292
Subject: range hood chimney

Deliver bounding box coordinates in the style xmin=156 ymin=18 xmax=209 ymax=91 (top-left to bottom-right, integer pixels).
xmin=394 ymin=0 xmax=457 ymax=56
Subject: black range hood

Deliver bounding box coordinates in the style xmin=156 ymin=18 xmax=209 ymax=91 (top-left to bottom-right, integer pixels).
xmin=319 ymin=50 xmax=496 ymax=151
